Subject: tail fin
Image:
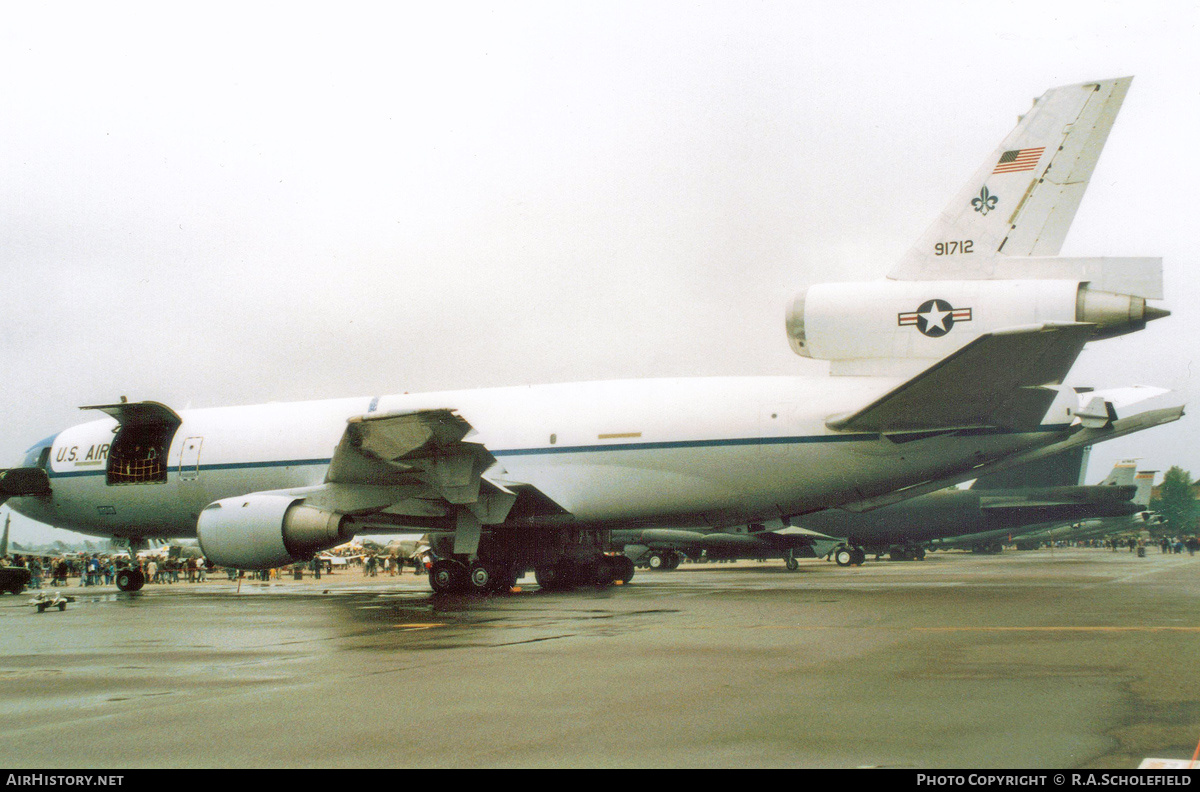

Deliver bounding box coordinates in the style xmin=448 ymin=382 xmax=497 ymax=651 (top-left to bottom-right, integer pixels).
xmin=970 ymin=446 xmax=1089 ymax=491
xmin=890 ymin=77 xmax=1133 ymax=277
xmin=1099 ymin=460 xmax=1138 ymax=487
xmin=1132 ymin=470 xmax=1156 ymax=507
xmin=786 ymin=77 xmax=1167 ymax=379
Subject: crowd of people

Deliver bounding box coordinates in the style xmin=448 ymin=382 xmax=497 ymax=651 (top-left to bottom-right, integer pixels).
xmin=0 ymin=548 xmax=425 ymax=589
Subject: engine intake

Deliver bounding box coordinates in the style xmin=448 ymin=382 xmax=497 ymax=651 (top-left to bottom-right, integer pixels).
xmin=197 ymin=494 xmax=353 ymax=569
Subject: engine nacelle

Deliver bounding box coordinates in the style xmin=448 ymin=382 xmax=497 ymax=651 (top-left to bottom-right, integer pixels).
xmin=197 ymin=494 xmax=353 ymax=569
xmin=786 ymin=278 xmax=1167 ymax=366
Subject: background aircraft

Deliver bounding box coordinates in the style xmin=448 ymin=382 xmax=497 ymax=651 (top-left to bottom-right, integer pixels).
xmin=612 ymin=450 xmax=1159 ymax=569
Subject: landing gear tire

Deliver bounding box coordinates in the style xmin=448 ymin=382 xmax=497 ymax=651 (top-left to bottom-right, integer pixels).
xmin=595 ymin=557 xmax=618 ymax=588
xmin=429 ymin=560 xmax=467 ymax=594
xmin=535 ymin=564 xmax=569 ymax=591
xmin=786 ymin=556 xmax=799 ymax=571
xmin=834 ymin=548 xmax=854 ymax=567
xmin=610 ymin=555 xmax=636 ymax=584
xmin=851 ymin=548 xmax=866 ymax=566
xmin=115 ymin=569 xmax=145 ymax=592
xmin=664 ymin=551 xmax=681 ymax=570
xmin=647 ymin=553 xmax=665 ymax=570
xmin=467 ymin=562 xmax=494 ymax=594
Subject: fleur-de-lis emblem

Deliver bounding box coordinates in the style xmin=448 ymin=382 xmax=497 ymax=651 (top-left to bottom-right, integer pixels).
xmin=971 ymin=185 xmax=998 ymax=215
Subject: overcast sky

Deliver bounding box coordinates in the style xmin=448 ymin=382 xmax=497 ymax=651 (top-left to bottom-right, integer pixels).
xmin=2 ymin=1 xmax=1196 ymax=544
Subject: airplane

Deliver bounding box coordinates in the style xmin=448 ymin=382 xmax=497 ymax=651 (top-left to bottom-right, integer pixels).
xmin=610 ymin=523 xmax=840 ymax=571
xmin=927 ymin=462 xmax=1153 ymax=552
xmin=609 ymin=448 xmax=1159 ymax=569
xmin=798 ymin=452 xmax=1150 ymax=562
xmin=0 ymin=76 xmax=1178 ymax=594
xmin=1006 ymin=467 xmax=1159 ymax=548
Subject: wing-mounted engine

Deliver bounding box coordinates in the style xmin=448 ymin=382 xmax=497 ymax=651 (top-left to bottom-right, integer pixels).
xmin=194 ymin=408 xmax=569 ymax=570
xmin=197 ymin=494 xmax=352 ymax=570
xmin=786 ymin=265 xmax=1167 ymax=375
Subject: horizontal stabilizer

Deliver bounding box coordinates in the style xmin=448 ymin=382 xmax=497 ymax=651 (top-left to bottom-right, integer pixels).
xmin=888 ymin=257 xmax=1163 ymax=301
xmin=827 ymin=323 xmax=1093 ymax=433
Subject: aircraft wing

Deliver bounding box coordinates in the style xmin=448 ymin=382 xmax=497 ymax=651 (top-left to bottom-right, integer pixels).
xmin=826 ymin=323 xmax=1092 ymax=433
xmin=276 ymin=408 xmax=566 ymax=530
xmin=837 ymin=404 xmax=1183 ymax=513
xmin=978 ymin=485 xmax=1136 ymax=511
xmin=890 ymin=77 xmax=1132 ymax=277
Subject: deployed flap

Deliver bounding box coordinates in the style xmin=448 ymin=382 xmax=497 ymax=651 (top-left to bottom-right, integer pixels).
xmin=326 ymin=409 xmax=480 ymax=485
xmin=891 ymin=77 xmax=1131 ymax=278
xmin=324 ymin=408 xmax=563 ymax=526
xmin=827 ymin=323 xmax=1093 ymax=433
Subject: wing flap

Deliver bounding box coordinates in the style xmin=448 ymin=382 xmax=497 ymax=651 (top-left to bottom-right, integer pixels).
xmin=827 ymin=323 xmax=1093 ymax=433
xmin=321 ymin=408 xmax=566 ymax=527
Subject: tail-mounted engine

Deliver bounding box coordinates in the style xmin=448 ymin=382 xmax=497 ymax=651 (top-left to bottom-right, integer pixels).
xmin=787 ymin=266 xmax=1167 ymax=374
xmin=197 ymin=494 xmax=354 ymax=569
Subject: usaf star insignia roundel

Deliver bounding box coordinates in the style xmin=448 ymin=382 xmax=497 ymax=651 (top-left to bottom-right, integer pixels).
xmin=898 ymin=299 xmax=973 ymax=337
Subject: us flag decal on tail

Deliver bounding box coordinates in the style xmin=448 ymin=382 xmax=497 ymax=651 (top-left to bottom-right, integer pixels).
xmin=992 ymin=146 xmax=1046 ymax=174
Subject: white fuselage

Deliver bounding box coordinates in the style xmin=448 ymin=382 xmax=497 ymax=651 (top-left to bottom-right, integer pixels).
xmin=10 ymin=376 xmax=1074 ymax=540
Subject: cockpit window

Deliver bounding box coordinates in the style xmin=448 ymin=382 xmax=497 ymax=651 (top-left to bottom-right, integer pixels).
xmin=22 ymin=436 xmax=57 ymax=469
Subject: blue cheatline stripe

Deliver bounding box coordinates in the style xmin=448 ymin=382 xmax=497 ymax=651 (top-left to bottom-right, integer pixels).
xmin=44 ymin=425 xmax=1074 ymax=479
xmin=47 ymin=458 xmax=334 ymax=480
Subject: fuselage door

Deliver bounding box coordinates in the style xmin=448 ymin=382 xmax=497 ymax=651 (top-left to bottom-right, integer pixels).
xmin=179 ymin=437 xmax=203 ymax=482
xmin=80 ymin=401 xmax=183 ymax=487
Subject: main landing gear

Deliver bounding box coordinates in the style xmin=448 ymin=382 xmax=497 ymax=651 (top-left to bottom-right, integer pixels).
xmin=429 ymin=554 xmax=635 ymax=594
xmin=645 ymin=550 xmax=681 ymax=570
xmin=426 ymin=527 xmax=636 ymax=595
xmin=832 ymin=545 xmax=867 ymax=567
xmin=888 ymin=544 xmax=926 ymax=561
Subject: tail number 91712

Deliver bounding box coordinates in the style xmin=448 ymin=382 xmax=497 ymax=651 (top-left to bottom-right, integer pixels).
xmin=935 ymin=240 xmax=973 ymax=256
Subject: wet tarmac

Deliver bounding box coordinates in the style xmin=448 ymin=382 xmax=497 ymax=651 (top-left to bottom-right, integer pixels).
xmin=3 ymin=547 xmax=1200 ymax=768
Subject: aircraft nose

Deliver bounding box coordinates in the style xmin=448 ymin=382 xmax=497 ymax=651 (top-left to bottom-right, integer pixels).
xmin=19 ymin=433 xmax=58 ymax=469
xmin=1 ymin=434 xmax=57 ymax=504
